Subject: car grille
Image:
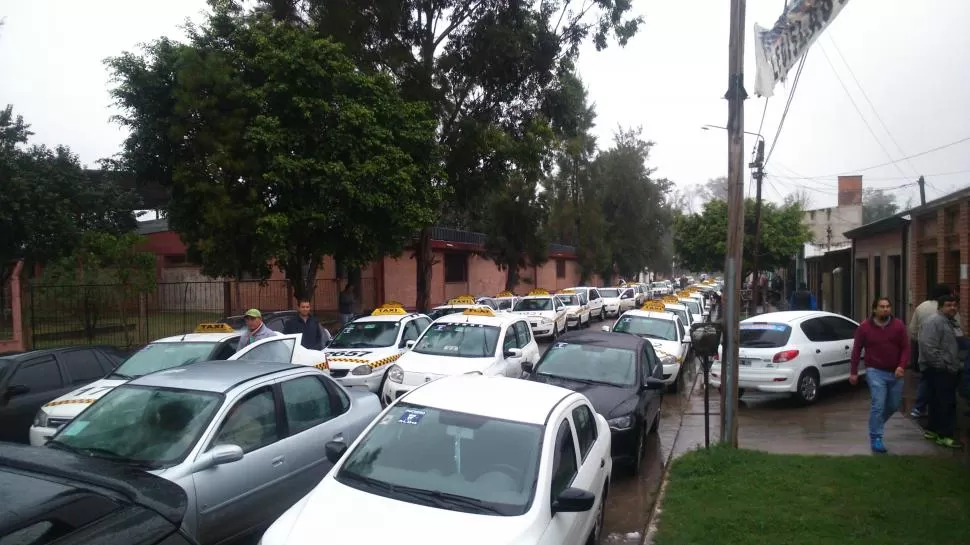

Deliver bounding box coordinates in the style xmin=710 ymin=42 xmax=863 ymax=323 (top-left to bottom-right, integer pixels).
xmin=330 ymin=370 xmax=349 ymax=378
xmin=47 ymin=417 xmax=72 ymax=429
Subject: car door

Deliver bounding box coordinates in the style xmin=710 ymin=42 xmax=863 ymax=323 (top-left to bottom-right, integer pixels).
xmin=540 ymin=417 xmax=583 ymax=545
xmin=0 ymin=356 xmax=70 ymax=443
xmin=799 ymin=317 xmax=842 ymax=382
xmin=400 ymin=319 xmax=422 ymax=349
xmin=58 ymin=349 xmax=110 ymax=388
xmin=568 ymin=402 xmax=606 ymax=541
xmin=819 ymin=316 xmax=859 ymax=381
xmin=499 ymin=325 xmax=522 ymax=377
xmin=641 ymin=343 xmax=664 ymax=425
xmin=514 ymin=320 xmax=539 ymax=364
xmin=230 ymin=336 xmax=297 ymax=363
xmin=193 ymin=385 xmax=290 ymax=545
xmin=553 ymin=298 xmax=568 ymax=331
xmin=587 ymin=289 xmax=602 ymax=316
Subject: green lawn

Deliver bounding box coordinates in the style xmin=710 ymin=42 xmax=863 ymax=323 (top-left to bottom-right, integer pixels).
xmin=654 ymin=446 xmax=970 ymax=545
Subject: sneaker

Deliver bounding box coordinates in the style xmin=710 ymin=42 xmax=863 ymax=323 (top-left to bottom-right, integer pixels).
xmin=910 ymin=408 xmax=926 ymax=418
xmin=923 ymin=431 xmax=939 ymax=441
xmin=935 ymin=436 xmax=964 ymax=449
xmin=870 ymin=437 xmax=887 ymax=453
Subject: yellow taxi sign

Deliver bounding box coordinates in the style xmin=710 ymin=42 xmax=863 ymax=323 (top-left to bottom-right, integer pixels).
xmin=380 ymin=301 xmax=405 ymax=308
xmin=528 ymin=288 xmax=550 ymax=296
xmin=685 ymin=287 xmax=699 ymax=293
xmin=676 ymin=290 xmax=692 ymax=298
xmin=641 ymin=301 xmax=666 ymax=312
xmin=496 ymin=291 xmax=515 ymax=298
xmin=372 ymin=306 xmax=407 ymax=316
xmin=448 ymin=296 xmax=477 ymax=305
xmin=195 ymin=322 xmax=236 ymax=333
xmin=463 ymin=306 xmax=496 ymax=317
xmin=558 ymin=288 xmax=576 ymax=294
xmin=662 ymin=295 xmax=680 ymax=304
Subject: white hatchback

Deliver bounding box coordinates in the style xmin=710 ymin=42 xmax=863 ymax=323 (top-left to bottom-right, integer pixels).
xmin=260 ymin=374 xmax=613 ymax=545
xmin=710 ymin=311 xmax=864 ymax=404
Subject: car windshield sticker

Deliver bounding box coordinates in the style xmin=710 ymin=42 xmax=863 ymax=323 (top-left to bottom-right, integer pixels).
xmin=621 ymin=317 xmax=632 ymax=323
xmin=364 ymin=324 xmax=376 ymax=329
xmin=741 ymin=323 xmax=787 ymax=331
xmin=62 ymin=421 xmax=90 ymax=436
xmin=553 ymin=342 xmax=568 ymax=349
xmin=399 ymin=409 xmax=426 ymax=425
xmin=342 ymin=327 xmax=354 ymax=333
xmin=435 ymin=324 xmax=448 ymax=330
xmin=443 ymin=345 xmax=459 ymax=351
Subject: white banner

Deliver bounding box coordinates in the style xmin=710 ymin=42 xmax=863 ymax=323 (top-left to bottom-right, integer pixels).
xmin=754 ymin=0 xmax=851 ymax=97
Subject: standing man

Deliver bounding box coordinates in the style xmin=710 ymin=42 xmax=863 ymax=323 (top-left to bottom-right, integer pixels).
xmin=236 ymin=309 xmax=280 ymax=351
xmin=789 ymin=282 xmax=817 ymax=311
xmin=850 ymin=297 xmax=910 ymax=454
xmin=909 ymin=283 xmax=954 ymax=418
xmin=338 ymin=283 xmax=356 ymax=327
xmin=919 ymin=294 xmax=963 ymax=449
xmin=283 ymin=299 xmax=325 ymax=350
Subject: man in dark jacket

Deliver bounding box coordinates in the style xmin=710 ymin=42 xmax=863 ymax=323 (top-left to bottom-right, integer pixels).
xmin=789 ymin=282 xmax=817 ymax=311
xmin=849 ymin=297 xmax=910 ymax=453
xmin=919 ymin=294 xmax=963 ymax=448
xmin=283 ymin=300 xmax=324 ymax=350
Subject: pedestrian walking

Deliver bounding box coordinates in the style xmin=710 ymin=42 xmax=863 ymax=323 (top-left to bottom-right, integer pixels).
xmin=338 ymin=283 xmax=356 ymax=327
xmin=236 ymin=309 xmax=281 ymax=351
xmin=918 ymin=294 xmax=963 ymax=449
xmin=283 ymin=299 xmax=326 ymax=350
xmin=908 ymin=284 xmax=957 ymax=417
xmin=849 ymin=297 xmax=910 ymax=454
xmin=789 ymin=282 xmax=817 ymax=311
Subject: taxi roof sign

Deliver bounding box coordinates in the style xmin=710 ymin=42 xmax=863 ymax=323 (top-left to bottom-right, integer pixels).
xmin=195 ymin=322 xmax=236 ymax=333
xmin=557 ymin=288 xmax=576 ymax=294
xmin=372 ymin=306 xmax=407 ymax=316
xmin=662 ymin=295 xmax=680 ymax=304
xmin=676 ymin=290 xmax=692 ymax=298
xmin=527 ymin=288 xmax=550 ymax=296
xmin=380 ymin=301 xmax=405 ymax=308
xmin=641 ymin=301 xmax=666 ymax=312
xmin=496 ymin=291 xmax=515 ymax=298
xmin=463 ymin=306 xmax=496 ymax=317
xmin=448 ymin=296 xmax=477 ymax=305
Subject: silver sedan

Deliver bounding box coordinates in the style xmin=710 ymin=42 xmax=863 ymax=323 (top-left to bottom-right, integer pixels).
xmin=45 ymin=361 xmax=382 ymax=545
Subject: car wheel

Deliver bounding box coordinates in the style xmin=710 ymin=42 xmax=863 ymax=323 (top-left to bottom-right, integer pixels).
xmin=649 ymin=411 xmax=660 ymax=434
xmin=630 ymin=427 xmax=644 ymax=475
xmin=377 ymin=373 xmax=389 ymax=406
xmin=599 ymin=308 xmax=605 ymax=321
xmin=795 ymin=369 xmax=820 ymax=404
xmin=552 ymin=324 xmax=559 ymax=340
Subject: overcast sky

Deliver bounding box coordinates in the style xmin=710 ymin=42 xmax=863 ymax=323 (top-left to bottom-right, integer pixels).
xmin=2 ymin=0 xmax=969 ymax=210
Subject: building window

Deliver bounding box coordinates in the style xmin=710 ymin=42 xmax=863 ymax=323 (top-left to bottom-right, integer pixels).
xmin=556 ymin=259 xmax=566 ymax=279
xmin=444 ymin=253 xmax=468 ymax=283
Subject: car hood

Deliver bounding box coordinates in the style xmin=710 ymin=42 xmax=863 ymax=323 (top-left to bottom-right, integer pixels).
xmin=646 ymin=339 xmax=684 ymax=360
xmin=324 ymin=347 xmax=399 ymax=370
xmin=42 ymin=378 xmax=128 ymax=418
xmin=530 ymin=375 xmax=633 ymax=417
xmin=261 ymin=478 xmax=537 ymax=545
xmin=396 ymin=352 xmax=495 ymax=376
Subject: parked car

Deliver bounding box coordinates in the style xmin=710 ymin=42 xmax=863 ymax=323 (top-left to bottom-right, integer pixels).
xmin=0 ymin=442 xmax=198 ymax=544
xmin=522 ymin=330 xmax=665 ymax=474
xmin=0 ymin=346 xmax=125 ymax=443
xmin=45 ymin=361 xmax=381 ymax=545
xmin=260 ymin=374 xmax=612 ymax=545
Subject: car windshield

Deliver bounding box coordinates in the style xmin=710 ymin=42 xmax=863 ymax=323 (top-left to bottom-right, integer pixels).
xmin=336 ymin=403 xmax=542 ymax=516
xmin=494 ymin=298 xmax=515 ymax=310
xmin=613 ymin=315 xmax=678 ymax=341
xmin=427 ymin=308 xmax=466 ymax=321
xmin=598 ymin=288 xmax=620 ymax=298
xmin=330 ymin=321 xmax=399 ymax=348
xmin=514 ymin=298 xmax=551 ymax=312
xmin=684 ymin=301 xmax=702 ymax=315
xmin=535 ymin=341 xmax=637 ymax=387
xmin=114 ymin=342 xmax=219 ymax=378
xmin=555 ymin=295 xmax=580 ymax=306
xmin=50 ymin=385 xmax=222 ymax=469
xmin=0 ymin=357 xmax=12 ymax=375
xmin=740 ymin=323 xmax=792 ymax=348
xmin=412 ymin=323 xmax=499 ymax=358
xmin=668 ymin=308 xmax=689 ymax=325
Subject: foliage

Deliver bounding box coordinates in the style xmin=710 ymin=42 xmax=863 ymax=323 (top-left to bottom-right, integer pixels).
xmin=673 ymin=198 xmax=810 ymax=274
xmin=862 ymin=188 xmax=899 ymax=224
xmin=107 ymin=10 xmax=442 ymax=300
xmin=783 ymin=187 xmax=812 ymax=209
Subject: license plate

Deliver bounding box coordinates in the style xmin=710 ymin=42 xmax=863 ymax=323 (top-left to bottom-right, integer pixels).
xmin=740 ymin=358 xmax=753 ymax=366
xmin=531 ymin=322 xmax=539 ymax=327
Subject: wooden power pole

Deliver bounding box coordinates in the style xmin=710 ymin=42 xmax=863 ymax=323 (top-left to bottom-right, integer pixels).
xmin=750 ymin=140 xmax=765 ymax=316
xmin=917 ymin=175 xmax=926 ymax=205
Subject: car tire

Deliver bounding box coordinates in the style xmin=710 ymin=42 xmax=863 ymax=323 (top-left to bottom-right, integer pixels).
xmin=649 ymin=411 xmax=660 ymax=434
xmin=629 ymin=426 xmax=644 ymax=476
xmin=552 ymin=324 xmax=559 ymax=341
xmin=599 ymin=308 xmax=605 ymax=321
xmin=794 ymin=369 xmax=820 ymax=405
xmin=377 ymin=372 xmax=389 ymax=407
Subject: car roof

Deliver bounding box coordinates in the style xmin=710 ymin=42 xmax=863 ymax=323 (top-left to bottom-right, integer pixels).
xmin=557 ymin=329 xmax=645 ymax=350
xmin=742 ymin=311 xmax=834 ymax=324
xmin=438 ymin=309 xmax=523 ymax=326
xmin=353 ymin=313 xmax=425 ymax=323
xmin=127 ymin=361 xmax=308 ymax=393
xmin=0 ymin=346 xmax=117 ymax=361
xmin=153 ymin=332 xmax=240 ymax=343
xmin=624 ymin=310 xmax=678 ymax=321
xmin=664 ymin=303 xmax=688 ymax=310
xmin=404 ymin=375 xmax=577 ymax=425
xmin=0 ymin=442 xmax=187 ymax=528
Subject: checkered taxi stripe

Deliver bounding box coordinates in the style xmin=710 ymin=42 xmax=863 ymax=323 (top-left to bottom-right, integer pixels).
xmin=315 ymin=353 xmax=403 ymax=371
xmin=44 ymin=398 xmax=97 ymax=408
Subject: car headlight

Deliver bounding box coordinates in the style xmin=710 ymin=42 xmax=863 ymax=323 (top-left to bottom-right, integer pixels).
xmin=608 ymin=415 xmax=633 ymax=430
xmin=351 ymin=364 xmax=372 ymax=376
xmin=542 ymin=317 xmax=554 ymax=324
xmin=387 ymin=364 xmax=404 ymax=383
xmin=33 ymin=410 xmax=48 ymax=428
xmin=659 ymin=353 xmax=677 ymax=367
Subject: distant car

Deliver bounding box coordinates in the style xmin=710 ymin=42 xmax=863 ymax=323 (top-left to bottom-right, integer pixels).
xmin=0 ymin=346 xmax=125 ymax=444
xmin=596 ymin=287 xmax=636 ymax=317
xmin=567 ymin=287 xmax=606 ymax=322
xmin=604 ymin=303 xmax=689 ymax=391
xmin=426 ymin=295 xmax=483 ymax=321
xmin=522 ymin=330 xmax=665 ymax=474
xmin=711 ymin=311 xmax=864 ymax=404
xmin=260 ymin=374 xmax=613 ymax=545
xmin=45 ymin=361 xmax=381 ymax=545
xmin=555 ymin=289 xmax=592 ymax=329
xmin=0 ymin=442 xmax=198 ymax=545
xmin=511 ymin=289 xmax=569 ymax=340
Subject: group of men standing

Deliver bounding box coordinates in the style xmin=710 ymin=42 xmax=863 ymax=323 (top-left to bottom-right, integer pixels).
xmin=234 ymin=283 xmax=359 ymax=351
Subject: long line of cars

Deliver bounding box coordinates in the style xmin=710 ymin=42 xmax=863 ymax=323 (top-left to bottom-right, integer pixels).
xmin=0 ymin=283 xmax=717 ymax=545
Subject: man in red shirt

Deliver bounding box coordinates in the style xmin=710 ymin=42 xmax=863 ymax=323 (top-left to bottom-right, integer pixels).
xmin=850 ymin=297 xmax=911 ymax=453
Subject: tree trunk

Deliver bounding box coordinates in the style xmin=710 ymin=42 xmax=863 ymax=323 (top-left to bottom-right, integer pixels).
xmin=505 ymin=264 xmax=519 ymax=292
xmin=415 ymin=226 xmax=433 ymax=312
xmin=287 ymin=255 xmax=320 ymax=303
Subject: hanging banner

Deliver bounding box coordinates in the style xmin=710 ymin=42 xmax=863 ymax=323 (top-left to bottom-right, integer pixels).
xmin=753 ymin=0 xmax=851 ymax=97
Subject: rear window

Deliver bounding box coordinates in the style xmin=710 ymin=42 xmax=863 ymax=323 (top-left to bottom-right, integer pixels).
xmin=739 ymin=323 xmax=792 ymax=348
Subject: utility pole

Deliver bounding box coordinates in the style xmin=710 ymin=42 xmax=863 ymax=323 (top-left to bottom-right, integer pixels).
xmin=917 ymin=175 xmax=926 ymax=205
xmin=749 ymin=140 xmax=765 ymax=315
xmin=721 ymin=0 xmax=746 ymax=448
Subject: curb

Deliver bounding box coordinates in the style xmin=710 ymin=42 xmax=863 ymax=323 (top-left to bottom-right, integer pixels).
xmin=640 ymin=364 xmax=703 ymax=545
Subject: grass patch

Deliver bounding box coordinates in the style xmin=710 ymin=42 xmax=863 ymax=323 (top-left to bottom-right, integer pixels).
xmin=655 ymin=446 xmax=970 ymax=545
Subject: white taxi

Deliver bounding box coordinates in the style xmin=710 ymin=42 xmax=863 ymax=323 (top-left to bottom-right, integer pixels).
xmin=512 ymin=289 xmax=569 ymax=339
xmin=485 ymin=291 xmax=521 ymax=312
xmin=661 ymin=296 xmax=693 ymax=338
xmin=381 ymin=307 xmax=540 ymax=405
xmin=325 ymin=303 xmax=432 ymax=393
xmin=604 ymin=301 xmax=690 ymax=390
xmin=596 ymin=287 xmax=636 ymax=317
xmin=555 ymin=289 xmax=591 ymax=329
xmin=567 ymin=287 xmax=605 ymax=322
xmin=28 ymin=323 xmax=328 ymax=446
xmin=427 ymin=295 xmax=481 ymax=321
xmin=260 ymin=375 xmax=613 ymax=545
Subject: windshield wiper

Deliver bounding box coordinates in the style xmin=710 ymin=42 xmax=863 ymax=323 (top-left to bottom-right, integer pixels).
xmin=108 ymin=371 xmax=133 ymax=380
xmin=46 ymin=439 xmax=84 ymax=455
xmin=537 ymin=372 xmax=600 ymax=386
xmin=391 ymin=485 xmax=503 ymax=515
xmin=47 ymin=441 xmax=162 ymax=469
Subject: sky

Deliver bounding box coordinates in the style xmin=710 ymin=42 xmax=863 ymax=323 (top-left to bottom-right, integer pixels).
xmin=2 ymin=0 xmax=969 ymax=212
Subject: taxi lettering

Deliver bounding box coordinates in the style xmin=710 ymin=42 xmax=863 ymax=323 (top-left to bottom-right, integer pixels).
xmin=327 ymin=350 xmax=372 ymax=357
xmin=71 ymin=386 xmax=112 ymax=397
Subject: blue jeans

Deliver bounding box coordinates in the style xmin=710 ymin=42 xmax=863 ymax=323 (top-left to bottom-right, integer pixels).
xmin=866 ymin=368 xmax=904 ymax=440
xmin=960 ymin=338 xmax=970 ymax=398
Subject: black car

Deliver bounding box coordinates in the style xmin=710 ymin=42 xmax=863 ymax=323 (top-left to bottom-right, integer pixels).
xmin=522 ymin=330 xmax=665 ymax=475
xmin=0 ymin=442 xmax=198 ymax=545
xmin=0 ymin=346 xmax=126 ymax=443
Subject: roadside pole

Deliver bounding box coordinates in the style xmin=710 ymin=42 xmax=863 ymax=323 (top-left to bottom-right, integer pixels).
xmin=721 ymin=0 xmax=746 ymax=447
xmin=749 ymin=140 xmax=765 ymax=315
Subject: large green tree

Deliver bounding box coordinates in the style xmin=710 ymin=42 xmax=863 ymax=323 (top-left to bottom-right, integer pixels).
xmin=862 ymin=188 xmax=899 ymax=224
xmin=107 ymin=11 xmax=441 ymax=300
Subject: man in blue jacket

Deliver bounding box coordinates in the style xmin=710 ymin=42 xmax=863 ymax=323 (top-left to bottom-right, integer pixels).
xmin=789 ymin=282 xmax=817 ymax=311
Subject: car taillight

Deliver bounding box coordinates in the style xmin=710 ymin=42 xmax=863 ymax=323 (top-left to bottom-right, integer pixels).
xmin=773 ymin=349 xmax=799 ymax=363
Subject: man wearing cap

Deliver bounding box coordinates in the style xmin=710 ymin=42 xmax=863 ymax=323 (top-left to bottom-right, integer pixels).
xmin=236 ymin=309 xmax=281 ymax=351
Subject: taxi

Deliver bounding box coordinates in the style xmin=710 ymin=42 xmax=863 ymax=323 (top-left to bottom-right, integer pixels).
xmin=555 ymin=288 xmax=591 ymax=329
xmin=324 ymin=303 xmax=432 ymax=393
xmin=662 ymin=295 xmax=694 ymax=338
xmin=511 ymin=289 xmax=569 ymax=339
xmin=380 ymin=306 xmax=540 ymax=405
xmin=427 ymin=295 xmax=481 ymax=321
xmin=604 ymin=301 xmax=690 ymax=390
xmin=28 ymin=322 xmax=328 ymax=446
xmin=491 ymin=290 xmax=521 ymax=311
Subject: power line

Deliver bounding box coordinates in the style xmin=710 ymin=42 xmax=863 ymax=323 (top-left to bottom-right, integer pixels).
xmin=778 ymin=135 xmax=970 ymax=179
xmin=766 ymin=168 xmax=970 ymax=182
xmin=764 ymin=52 xmax=808 ymax=167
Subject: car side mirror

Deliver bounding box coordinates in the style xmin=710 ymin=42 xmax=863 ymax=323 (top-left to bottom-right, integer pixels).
xmin=325 ymin=440 xmax=348 ymax=464
xmin=644 ymin=377 xmax=666 ymax=390
xmin=601 ymin=325 xmax=610 ymax=332
xmin=552 ymin=487 xmax=595 ymax=513
xmin=504 ymin=348 xmax=523 ymax=359
xmin=4 ymin=384 xmax=29 ymax=399
xmin=520 ymin=360 xmax=534 ymax=375
xmin=405 ymin=340 xmax=416 ymax=350
xmin=194 ymin=444 xmax=244 ymax=472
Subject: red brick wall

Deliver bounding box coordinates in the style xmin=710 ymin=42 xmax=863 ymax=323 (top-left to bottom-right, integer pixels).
xmin=959 ymin=201 xmax=970 ymax=328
